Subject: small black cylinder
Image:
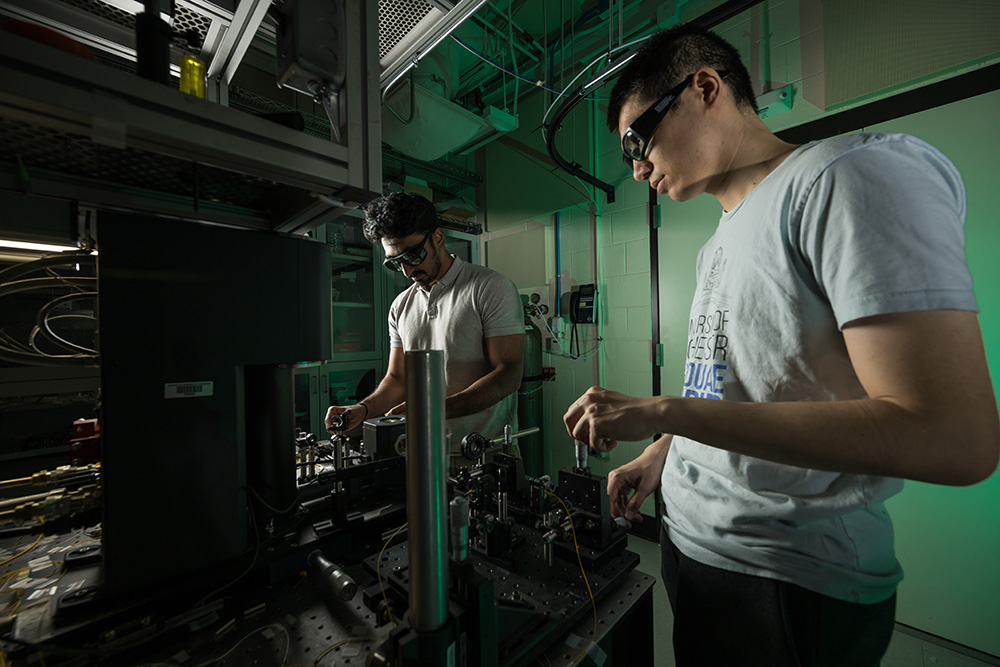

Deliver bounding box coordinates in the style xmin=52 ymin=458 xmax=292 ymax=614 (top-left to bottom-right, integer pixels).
xmin=135 ymin=3 xmax=172 ymax=85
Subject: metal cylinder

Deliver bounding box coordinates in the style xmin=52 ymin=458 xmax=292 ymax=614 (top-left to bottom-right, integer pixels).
xmin=575 ymin=439 xmax=588 ymax=470
xmin=404 ymin=350 xmax=448 ymax=633
xmin=333 ymin=434 xmax=345 ymax=492
xmin=543 ymin=513 xmax=554 ymax=566
xmin=488 ymin=426 xmax=540 ymax=448
xmin=306 ymin=441 xmax=316 ymax=480
xmin=307 ymin=550 xmax=357 ymax=601
xmin=518 ymin=316 xmax=544 ymax=475
xmin=135 ymin=1 xmax=172 ymax=85
xmin=449 ymin=496 xmax=469 ymax=562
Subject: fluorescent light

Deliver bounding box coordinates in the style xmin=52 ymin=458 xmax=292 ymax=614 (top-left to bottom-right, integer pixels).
xmin=0 ymin=239 xmax=81 ymax=253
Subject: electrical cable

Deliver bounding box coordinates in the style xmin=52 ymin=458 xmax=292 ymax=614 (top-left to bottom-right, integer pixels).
xmin=376 ymin=522 xmax=408 ymax=626
xmin=0 ymin=276 xmax=96 ymax=299
xmin=44 ymin=266 xmax=90 ymax=295
xmin=35 ymin=293 xmax=98 ymax=355
xmin=0 ymin=535 xmax=41 ymax=567
xmin=249 ymin=486 xmax=304 ymax=516
xmin=0 ymin=477 xmax=32 ymax=491
xmin=507 ymin=0 xmax=519 ymax=117
xmin=525 ymin=303 xmax=602 ymax=360
xmin=1 ymin=508 xmax=297 ymax=662
xmin=190 ymin=623 xmax=290 ymax=667
xmin=543 ymin=491 xmax=597 ymax=666
xmin=541 ymin=33 xmax=652 ymax=130
xmin=0 ymin=348 xmax=94 ymax=366
xmin=0 ymin=329 xmax=33 ymax=354
xmin=30 ymin=315 xmax=97 ymax=357
xmin=452 ymin=36 xmax=560 ymax=93
xmin=0 ymin=268 xmax=98 ymax=364
xmin=0 ymin=252 xmax=94 ymax=284
xmin=309 ymin=636 xmax=376 ymax=667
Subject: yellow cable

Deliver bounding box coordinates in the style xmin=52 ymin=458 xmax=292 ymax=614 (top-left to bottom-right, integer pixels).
xmin=0 ymin=534 xmax=42 ymax=567
xmin=376 ymin=523 xmax=408 ymax=626
xmin=309 ymin=636 xmax=376 ymax=667
xmin=0 ymin=566 xmax=30 ymax=581
xmin=4 ymin=599 xmax=21 ymax=618
xmin=544 ymin=491 xmax=598 ymax=666
xmin=68 ymin=538 xmax=97 ymax=548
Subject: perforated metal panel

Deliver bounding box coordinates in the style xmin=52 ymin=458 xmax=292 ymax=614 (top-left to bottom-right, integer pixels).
xmin=59 ymin=0 xmax=133 ymax=28
xmin=172 ymin=4 xmax=212 ymax=46
xmin=1 ymin=0 xmax=214 ymax=57
xmin=54 ymin=0 xmax=211 ymax=41
xmin=0 ymin=116 xmax=275 ymax=211
xmin=825 ymin=0 xmax=1000 ymax=108
xmin=378 ymin=0 xmax=434 ymax=59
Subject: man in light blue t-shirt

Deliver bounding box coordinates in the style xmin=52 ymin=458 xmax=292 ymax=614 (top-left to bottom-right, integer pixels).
xmin=326 ymin=193 xmax=525 ymax=467
xmin=563 ymin=24 xmax=998 ymax=667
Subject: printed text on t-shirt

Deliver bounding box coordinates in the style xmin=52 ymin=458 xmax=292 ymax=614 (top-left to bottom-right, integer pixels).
xmin=684 ymin=309 xmax=729 ymax=400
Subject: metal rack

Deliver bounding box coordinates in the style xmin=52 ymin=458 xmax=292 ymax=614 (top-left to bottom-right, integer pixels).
xmin=0 ymin=0 xmax=381 ymax=233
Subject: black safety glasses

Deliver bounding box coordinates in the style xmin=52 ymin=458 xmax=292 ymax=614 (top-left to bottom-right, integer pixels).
xmin=382 ymin=230 xmax=434 ymax=271
xmin=621 ymin=71 xmax=728 ymax=166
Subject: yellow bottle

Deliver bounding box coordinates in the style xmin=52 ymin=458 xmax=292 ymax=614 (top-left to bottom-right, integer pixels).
xmin=179 ymin=54 xmax=205 ymax=98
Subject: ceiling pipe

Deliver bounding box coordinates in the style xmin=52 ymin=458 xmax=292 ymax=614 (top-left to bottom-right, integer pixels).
xmin=544 ymin=0 xmax=766 ymax=203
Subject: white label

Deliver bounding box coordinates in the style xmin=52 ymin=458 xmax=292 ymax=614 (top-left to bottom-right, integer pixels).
xmin=164 ymin=382 xmax=214 ymax=399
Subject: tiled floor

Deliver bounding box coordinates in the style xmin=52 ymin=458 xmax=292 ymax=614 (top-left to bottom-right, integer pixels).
xmin=628 ymin=536 xmax=1000 ymax=667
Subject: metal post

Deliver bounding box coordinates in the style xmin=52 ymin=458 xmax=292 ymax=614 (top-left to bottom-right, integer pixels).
xmin=404 ymin=350 xmax=449 ymax=633
xmin=575 ymin=439 xmax=588 ymax=471
xmin=333 ymin=433 xmax=345 ymax=493
xmin=449 ymin=496 xmax=470 ymax=562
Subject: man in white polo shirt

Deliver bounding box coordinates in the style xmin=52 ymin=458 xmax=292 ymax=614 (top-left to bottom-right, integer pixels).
xmin=325 ymin=193 xmax=525 ymax=467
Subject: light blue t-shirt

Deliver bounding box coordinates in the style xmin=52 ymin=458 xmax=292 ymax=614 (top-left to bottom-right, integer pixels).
xmin=662 ymin=132 xmax=976 ymax=603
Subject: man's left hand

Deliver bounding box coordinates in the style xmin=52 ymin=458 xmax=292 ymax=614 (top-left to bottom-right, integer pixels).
xmin=387 ymin=401 xmax=406 ymax=416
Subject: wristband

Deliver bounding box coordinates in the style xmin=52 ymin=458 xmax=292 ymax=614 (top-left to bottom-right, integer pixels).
xmin=357 ymin=402 xmax=369 ymax=423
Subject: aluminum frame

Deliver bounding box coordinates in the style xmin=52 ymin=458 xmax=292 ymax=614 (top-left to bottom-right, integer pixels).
xmin=0 ymin=0 xmax=380 ymax=233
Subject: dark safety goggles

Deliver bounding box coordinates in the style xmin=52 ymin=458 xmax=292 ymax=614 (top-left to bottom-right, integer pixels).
xmin=382 ymin=230 xmax=434 ymax=271
xmin=621 ymin=71 xmax=728 ymax=166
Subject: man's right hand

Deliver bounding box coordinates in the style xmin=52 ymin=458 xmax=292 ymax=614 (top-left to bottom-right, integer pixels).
xmin=325 ymin=404 xmax=366 ymax=434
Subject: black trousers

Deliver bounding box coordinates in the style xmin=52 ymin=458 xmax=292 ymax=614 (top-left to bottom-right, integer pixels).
xmin=660 ymin=524 xmax=896 ymax=667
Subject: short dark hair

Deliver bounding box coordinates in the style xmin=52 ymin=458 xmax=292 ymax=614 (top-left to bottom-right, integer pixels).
xmin=362 ymin=192 xmax=438 ymax=244
xmin=606 ymin=24 xmax=757 ymax=132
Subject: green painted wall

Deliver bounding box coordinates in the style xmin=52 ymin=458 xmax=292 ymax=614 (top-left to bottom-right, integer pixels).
xmin=870 ymin=89 xmax=1000 ymax=657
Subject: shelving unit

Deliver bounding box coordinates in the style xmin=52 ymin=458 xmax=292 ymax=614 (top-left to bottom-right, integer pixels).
xmin=0 ymin=0 xmax=381 ymax=234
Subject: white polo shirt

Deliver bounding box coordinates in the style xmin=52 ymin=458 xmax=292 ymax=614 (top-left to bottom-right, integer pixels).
xmin=388 ymin=256 xmax=524 ymax=458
